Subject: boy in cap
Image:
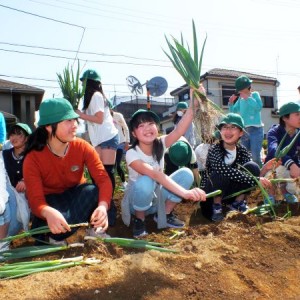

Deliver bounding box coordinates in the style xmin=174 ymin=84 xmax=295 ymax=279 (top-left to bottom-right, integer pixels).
xmin=263 ymin=102 xmax=300 ymax=203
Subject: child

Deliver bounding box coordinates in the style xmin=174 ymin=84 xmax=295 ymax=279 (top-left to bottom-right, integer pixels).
xmin=121 ymin=100 xmax=206 ymax=238
xmin=200 ymin=113 xmax=271 ymax=222
xmin=24 ymin=98 xmax=112 ymax=245
xmin=165 ymin=137 xmax=200 ymax=187
xmin=77 ymin=69 xmax=119 ymax=226
xmin=263 ymin=102 xmax=300 ymax=203
xmin=0 ymin=152 xmax=24 ymax=255
xmin=228 ymin=75 xmax=264 ymax=166
xmin=3 ymin=123 xmax=32 ymax=191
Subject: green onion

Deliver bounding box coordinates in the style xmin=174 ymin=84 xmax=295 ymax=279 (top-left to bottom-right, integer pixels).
xmin=85 ymin=236 xmax=178 ymax=253
xmin=1 ymin=243 xmax=84 ymax=261
xmin=206 ymin=190 xmax=222 ymax=198
xmin=0 ymin=223 xmax=89 ymax=242
xmin=223 ymin=187 xmax=256 ymax=200
xmin=0 ymin=256 xmax=100 ymax=280
xmin=238 ymin=164 xmax=277 ymax=217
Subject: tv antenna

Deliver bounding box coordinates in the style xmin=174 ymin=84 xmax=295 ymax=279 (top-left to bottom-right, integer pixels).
xmin=126 ymin=75 xmax=168 ymax=110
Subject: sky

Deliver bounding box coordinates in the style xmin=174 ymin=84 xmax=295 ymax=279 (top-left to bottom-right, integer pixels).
xmin=1 ymin=0 xmax=300 ymax=107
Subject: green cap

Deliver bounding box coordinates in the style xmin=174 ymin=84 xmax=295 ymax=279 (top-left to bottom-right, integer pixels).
xmin=38 ymin=98 xmax=79 ymax=126
xmin=129 ymin=109 xmax=160 ymax=127
xmin=279 ymin=102 xmax=300 ymax=117
xmin=218 ymin=113 xmax=245 ymax=130
xmin=169 ymin=140 xmax=192 ymax=167
xmin=235 ymin=75 xmax=252 ymax=92
xmin=176 ymin=102 xmax=188 ymax=110
xmin=80 ymin=69 xmax=101 ymax=82
xmin=15 ymin=123 xmax=32 ymax=135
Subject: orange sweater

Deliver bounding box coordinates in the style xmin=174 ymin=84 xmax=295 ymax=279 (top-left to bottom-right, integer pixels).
xmin=23 ymin=138 xmax=112 ymax=219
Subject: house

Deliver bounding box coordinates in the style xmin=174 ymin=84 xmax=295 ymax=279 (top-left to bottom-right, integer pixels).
xmin=0 ymin=78 xmax=45 ymax=130
xmin=167 ymin=68 xmax=280 ymax=133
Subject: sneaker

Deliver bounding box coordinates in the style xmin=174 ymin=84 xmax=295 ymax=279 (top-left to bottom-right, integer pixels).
xmin=166 ymin=211 xmax=185 ymax=228
xmin=212 ymin=203 xmax=224 ymax=222
xmin=86 ymin=227 xmax=111 ymax=239
xmin=284 ymin=193 xmax=298 ymax=204
xmin=229 ymin=200 xmax=249 ymax=212
xmin=49 ymin=237 xmax=67 ymax=246
xmin=133 ymin=217 xmax=148 ymax=238
xmin=263 ymin=195 xmax=275 ymax=205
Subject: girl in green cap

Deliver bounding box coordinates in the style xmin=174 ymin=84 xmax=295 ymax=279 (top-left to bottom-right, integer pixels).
xmin=77 ymin=69 xmax=119 ymax=226
xmin=23 ymin=98 xmax=112 ymax=245
xmin=200 ymin=113 xmax=271 ymax=222
xmin=122 ymin=86 xmax=207 ymax=238
xmin=262 ymin=101 xmax=300 ymax=203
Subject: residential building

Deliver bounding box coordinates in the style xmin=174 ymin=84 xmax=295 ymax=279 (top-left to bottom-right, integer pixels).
xmin=0 ymin=78 xmax=44 ymax=130
xmin=167 ymin=68 xmax=280 ymax=133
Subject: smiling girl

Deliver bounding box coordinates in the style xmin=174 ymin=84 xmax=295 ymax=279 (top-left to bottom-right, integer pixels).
xmin=200 ymin=113 xmax=271 ymax=222
xmin=23 ymin=98 xmax=112 ymax=245
xmin=122 ymin=93 xmax=207 ymax=238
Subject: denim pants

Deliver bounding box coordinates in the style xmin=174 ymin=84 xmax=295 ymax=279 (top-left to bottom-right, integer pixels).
xmin=240 ymin=126 xmax=264 ymax=166
xmin=129 ymin=167 xmax=194 ymax=216
xmin=31 ymin=183 xmax=99 ymax=241
xmin=0 ymin=183 xmax=22 ymax=236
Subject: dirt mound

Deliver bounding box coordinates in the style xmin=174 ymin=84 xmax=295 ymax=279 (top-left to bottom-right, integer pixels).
xmin=1 ymin=195 xmax=300 ymax=299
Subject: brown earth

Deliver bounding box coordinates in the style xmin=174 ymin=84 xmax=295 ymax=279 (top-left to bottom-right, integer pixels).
xmin=1 ymin=186 xmax=300 ymax=300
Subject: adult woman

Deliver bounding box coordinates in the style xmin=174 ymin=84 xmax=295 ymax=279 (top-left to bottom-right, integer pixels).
xmin=24 ymin=98 xmax=112 ymax=244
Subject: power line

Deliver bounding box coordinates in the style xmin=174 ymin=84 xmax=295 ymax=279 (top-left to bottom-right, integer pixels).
xmin=0 ymin=4 xmax=84 ymax=29
xmin=0 ymin=41 xmax=169 ymax=63
xmin=0 ymin=48 xmax=172 ymax=68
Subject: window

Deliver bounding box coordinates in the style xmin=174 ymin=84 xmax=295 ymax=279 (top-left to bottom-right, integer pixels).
xmin=261 ymin=96 xmax=274 ymax=108
xmin=221 ymin=85 xmax=235 ymax=106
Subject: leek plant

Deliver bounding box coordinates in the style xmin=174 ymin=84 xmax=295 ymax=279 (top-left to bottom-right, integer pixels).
xmin=85 ymin=236 xmax=178 ymax=253
xmin=57 ymin=60 xmax=85 ymax=109
xmin=0 ymin=223 xmax=89 ymax=242
xmin=164 ymin=20 xmax=223 ymax=143
xmin=0 ymin=256 xmax=100 ymax=280
xmin=1 ymin=243 xmax=84 ymax=261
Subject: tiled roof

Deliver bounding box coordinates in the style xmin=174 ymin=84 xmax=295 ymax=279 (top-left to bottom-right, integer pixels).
xmin=201 ymin=68 xmax=277 ymax=81
xmin=0 ymin=78 xmax=44 ymax=94
xmin=171 ymin=68 xmax=278 ymax=95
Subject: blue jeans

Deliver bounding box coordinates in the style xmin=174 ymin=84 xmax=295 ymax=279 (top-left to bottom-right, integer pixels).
xmin=0 ymin=183 xmax=22 ymax=237
xmin=240 ymin=126 xmax=264 ymax=166
xmin=129 ymin=168 xmax=194 ymax=215
xmin=31 ymin=184 xmax=99 ymax=241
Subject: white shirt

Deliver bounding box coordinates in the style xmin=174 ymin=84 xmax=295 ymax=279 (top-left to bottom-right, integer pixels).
xmin=85 ymin=92 xmax=118 ymax=147
xmin=0 ymin=152 xmax=9 ymax=214
xmin=224 ymin=148 xmax=237 ymax=165
xmin=112 ymin=112 xmax=130 ymax=144
xmin=126 ymin=136 xmax=166 ymax=182
xmin=195 ymin=143 xmax=210 ymax=171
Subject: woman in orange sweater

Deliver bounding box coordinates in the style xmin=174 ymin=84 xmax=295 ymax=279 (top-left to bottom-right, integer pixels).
xmin=23 ymin=98 xmax=112 ymax=245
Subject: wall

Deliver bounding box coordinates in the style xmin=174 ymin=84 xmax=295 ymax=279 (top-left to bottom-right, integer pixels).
xmin=0 ymin=93 xmax=13 ymax=113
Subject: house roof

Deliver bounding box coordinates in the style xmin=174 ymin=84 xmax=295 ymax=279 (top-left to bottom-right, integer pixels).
xmin=170 ymin=68 xmax=279 ymax=96
xmin=0 ymin=78 xmax=45 ymax=94
xmin=0 ymin=78 xmax=45 ymax=108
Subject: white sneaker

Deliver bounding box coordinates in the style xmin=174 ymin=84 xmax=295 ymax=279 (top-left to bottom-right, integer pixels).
xmin=86 ymin=227 xmax=111 ymax=239
xmin=49 ymin=237 xmax=67 ymax=246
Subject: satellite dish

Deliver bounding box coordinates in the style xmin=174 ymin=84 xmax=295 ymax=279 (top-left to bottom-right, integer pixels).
xmin=126 ymin=75 xmax=168 ymax=97
xmin=146 ymin=76 xmax=168 ymax=97
xmin=126 ymin=75 xmax=143 ymax=95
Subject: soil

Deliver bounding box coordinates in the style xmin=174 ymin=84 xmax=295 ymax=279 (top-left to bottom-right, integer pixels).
xmin=1 ymin=186 xmax=300 ymax=300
